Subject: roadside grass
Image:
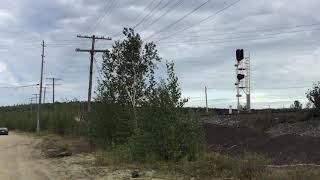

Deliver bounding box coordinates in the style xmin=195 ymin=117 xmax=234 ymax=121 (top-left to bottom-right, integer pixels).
xmin=94 ymin=147 xmax=320 ymax=180
xmin=262 ymin=167 xmax=320 ymax=180
xmin=94 ymin=147 xmax=272 ymax=179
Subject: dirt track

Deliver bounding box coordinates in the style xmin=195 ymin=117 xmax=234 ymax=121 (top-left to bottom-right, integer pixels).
xmin=0 ymin=132 xmax=58 ymax=180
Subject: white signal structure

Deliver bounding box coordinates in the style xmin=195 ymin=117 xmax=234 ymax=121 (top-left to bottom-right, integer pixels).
xmin=235 ymin=49 xmax=251 ymax=113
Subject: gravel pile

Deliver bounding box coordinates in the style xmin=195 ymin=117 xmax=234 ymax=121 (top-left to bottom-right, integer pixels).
xmin=267 ymin=120 xmax=320 ymax=137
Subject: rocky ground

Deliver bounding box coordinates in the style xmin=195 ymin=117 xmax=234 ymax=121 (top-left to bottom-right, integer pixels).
xmin=267 ymin=120 xmax=320 ymax=137
xmin=204 ymin=123 xmax=320 ymax=164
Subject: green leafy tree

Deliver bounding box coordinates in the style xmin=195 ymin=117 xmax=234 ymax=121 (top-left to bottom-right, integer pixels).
xmin=306 ymin=82 xmax=320 ymax=110
xmin=290 ymin=100 xmax=303 ymax=110
xmin=97 ymin=28 xmax=160 ymax=129
xmin=94 ymin=28 xmax=203 ymax=160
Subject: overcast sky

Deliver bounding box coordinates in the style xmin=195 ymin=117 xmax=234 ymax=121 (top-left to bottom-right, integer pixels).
xmin=0 ymin=0 xmax=319 ymax=109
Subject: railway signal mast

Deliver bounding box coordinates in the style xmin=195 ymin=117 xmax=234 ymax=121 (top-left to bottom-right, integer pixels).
xmin=235 ymin=49 xmax=251 ymax=113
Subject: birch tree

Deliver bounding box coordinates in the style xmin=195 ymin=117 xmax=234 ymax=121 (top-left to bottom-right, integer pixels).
xmin=97 ymin=28 xmax=160 ymax=129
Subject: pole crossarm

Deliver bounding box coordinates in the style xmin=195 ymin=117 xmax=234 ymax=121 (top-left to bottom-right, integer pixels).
xmin=75 ymin=48 xmax=108 ymax=53
xmin=76 ymin=34 xmax=112 ymax=112
xmin=76 ymin=35 xmax=112 ymax=40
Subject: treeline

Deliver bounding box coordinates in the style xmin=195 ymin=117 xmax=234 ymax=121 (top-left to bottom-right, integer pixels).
xmin=0 ymin=102 xmax=82 ymax=134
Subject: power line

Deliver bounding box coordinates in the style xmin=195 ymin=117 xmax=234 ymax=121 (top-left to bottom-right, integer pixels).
xmin=145 ymin=0 xmax=211 ymax=40
xmin=133 ymin=0 xmax=165 ymax=29
xmin=159 ymin=28 xmax=320 ymax=46
xmin=160 ymin=26 xmax=320 ymax=44
xmin=93 ymin=57 xmax=103 ymax=82
xmin=160 ymin=22 xmax=320 ymax=40
xmin=0 ymin=84 xmax=39 ymax=88
xmin=138 ymin=0 xmax=175 ymax=31
xmin=139 ymin=0 xmax=185 ymax=33
xmin=112 ymin=0 xmax=158 ymax=38
xmin=153 ymin=0 xmax=241 ymax=42
xmin=89 ymin=0 xmax=116 ymax=34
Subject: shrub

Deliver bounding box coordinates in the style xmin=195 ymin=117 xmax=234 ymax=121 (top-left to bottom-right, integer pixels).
xmin=89 ymin=103 xmax=134 ymax=146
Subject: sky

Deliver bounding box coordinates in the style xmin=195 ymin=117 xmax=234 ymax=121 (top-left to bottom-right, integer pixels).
xmin=0 ymin=0 xmax=319 ymax=109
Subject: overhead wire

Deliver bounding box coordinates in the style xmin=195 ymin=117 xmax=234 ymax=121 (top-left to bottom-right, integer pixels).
xmin=133 ymin=0 xmax=165 ymax=29
xmin=93 ymin=57 xmax=104 ymax=82
xmin=145 ymin=0 xmax=211 ymax=40
xmin=90 ymin=0 xmax=118 ymax=34
xmin=159 ymin=28 xmax=320 ymax=46
xmin=112 ymin=0 xmax=158 ymax=39
xmin=0 ymin=84 xmax=39 ymax=89
xmin=139 ymin=0 xmax=185 ymax=33
xmin=162 ymin=22 xmax=320 ymax=40
xmin=153 ymin=0 xmax=241 ymax=42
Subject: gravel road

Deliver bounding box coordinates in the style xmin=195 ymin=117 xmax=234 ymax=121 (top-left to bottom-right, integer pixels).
xmin=0 ymin=132 xmax=58 ymax=180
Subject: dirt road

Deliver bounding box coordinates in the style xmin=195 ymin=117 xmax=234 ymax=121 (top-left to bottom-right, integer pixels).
xmin=0 ymin=132 xmax=58 ymax=180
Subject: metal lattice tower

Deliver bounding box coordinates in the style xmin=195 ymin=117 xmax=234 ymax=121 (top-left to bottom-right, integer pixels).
xmin=235 ymin=49 xmax=251 ymax=113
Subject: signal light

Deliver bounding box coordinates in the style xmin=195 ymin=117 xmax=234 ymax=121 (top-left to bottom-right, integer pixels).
xmin=237 ymin=74 xmax=245 ymax=80
xmin=236 ymin=49 xmax=244 ymax=61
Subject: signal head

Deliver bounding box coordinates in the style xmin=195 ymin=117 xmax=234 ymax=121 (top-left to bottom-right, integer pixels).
xmin=236 ymin=49 xmax=244 ymax=61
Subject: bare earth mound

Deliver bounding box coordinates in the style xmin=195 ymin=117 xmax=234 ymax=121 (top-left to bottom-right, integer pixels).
xmin=204 ymin=123 xmax=320 ymax=164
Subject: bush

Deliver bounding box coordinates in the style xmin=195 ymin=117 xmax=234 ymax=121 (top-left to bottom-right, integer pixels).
xmin=89 ymin=103 xmax=134 ymax=146
xmin=127 ymin=83 xmax=204 ymax=161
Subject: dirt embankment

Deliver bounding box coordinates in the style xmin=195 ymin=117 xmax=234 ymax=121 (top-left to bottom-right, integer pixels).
xmin=204 ymin=123 xmax=320 ymax=164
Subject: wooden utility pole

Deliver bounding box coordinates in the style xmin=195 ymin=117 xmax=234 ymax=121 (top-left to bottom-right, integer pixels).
xmin=29 ymin=97 xmax=35 ymax=114
xmin=205 ymin=86 xmax=208 ymax=114
xmin=37 ymin=40 xmax=46 ymax=133
xmin=32 ymin=94 xmax=39 ymax=114
xmin=46 ymin=77 xmax=61 ymax=105
xmin=76 ymin=35 xmax=111 ymax=112
xmin=43 ymin=86 xmax=48 ymax=104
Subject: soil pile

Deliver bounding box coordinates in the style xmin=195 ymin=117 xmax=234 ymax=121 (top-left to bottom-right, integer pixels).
xmin=205 ymin=123 xmax=320 ymax=164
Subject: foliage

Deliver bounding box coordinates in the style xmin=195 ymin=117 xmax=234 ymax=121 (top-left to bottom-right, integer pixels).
xmin=129 ymin=64 xmax=203 ymax=161
xmin=290 ymin=100 xmax=303 ymax=110
xmin=307 ymin=82 xmax=320 ymax=111
xmin=96 ymin=28 xmax=161 ymax=129
xmin=89 ymin=103 xmax=133 ymax=146
xmin=93 ymin=28 xmax=203 ymax=161
xmin=0 ymin=102 xmax=82 ymax=135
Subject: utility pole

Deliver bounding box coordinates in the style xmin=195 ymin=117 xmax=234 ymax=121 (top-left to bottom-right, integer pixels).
xmin=32 ymin=94 xmax=39 ymax=104
xmin=29 ymin=97 xmax=35 ymax=114
xmin=205 ymin=86 xmax=208 ymax=114
xmin=46 ymin=77 xmax=61 ymax=105
xmin=32 ymin=94 xmax=39 ymax=115
xmin=43 ymin=87 xmax=46 ymax=104
xmin=76 ymin=35 xmax=111 ymax=112
xmin=37 ymin=40 xmax=46 ymax=133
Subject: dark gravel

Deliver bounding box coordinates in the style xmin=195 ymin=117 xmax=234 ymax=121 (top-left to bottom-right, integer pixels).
xmin=204 ymin=123 xmax=320 ymax=164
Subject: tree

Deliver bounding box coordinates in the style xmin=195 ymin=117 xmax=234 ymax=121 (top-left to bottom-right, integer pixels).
xmin=97 ymin=28 xmax=160 ymax=129
xmin=290 ymin=100 xmax=302 ymax=110
xmin=306 ymin=82 xmax=320 ymax=110
xmin=94 ymin=28 xmax=203 ymax=160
